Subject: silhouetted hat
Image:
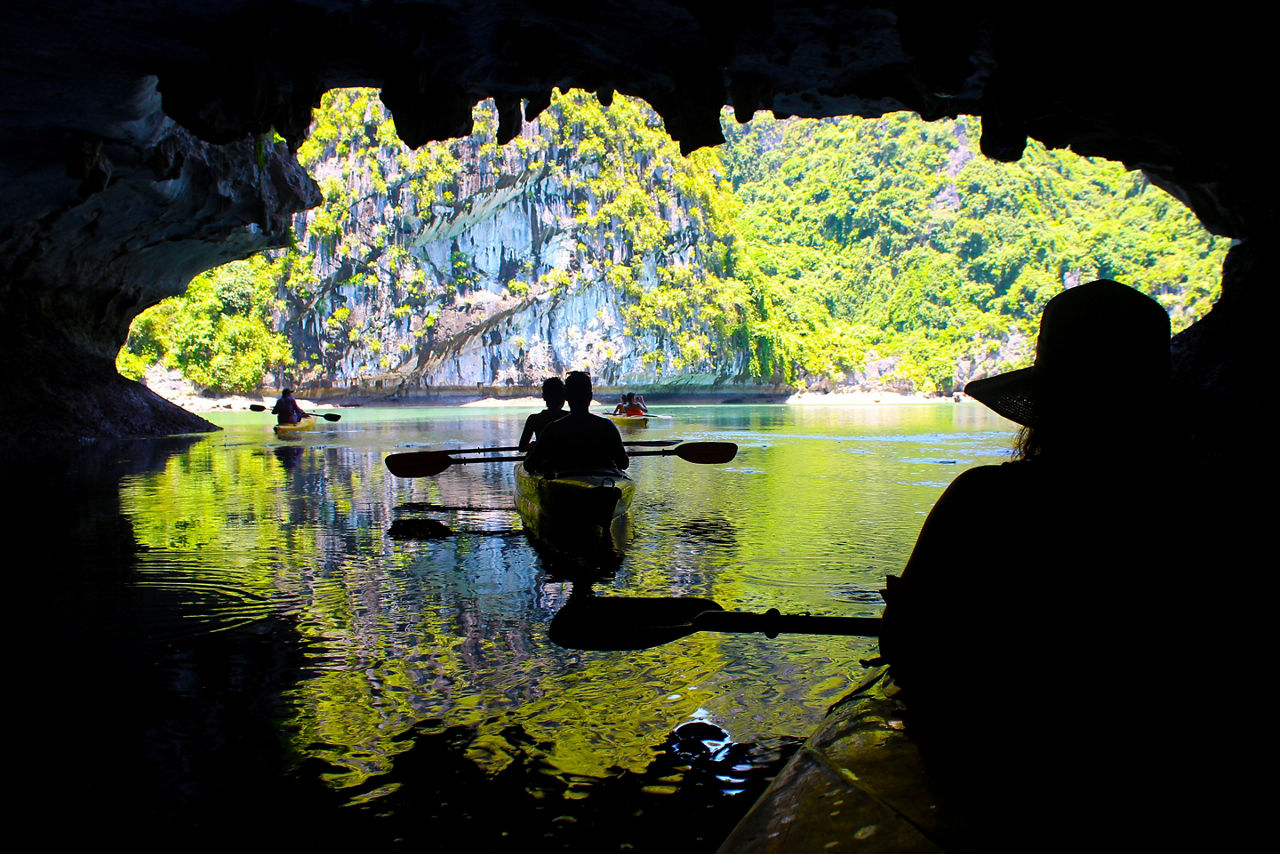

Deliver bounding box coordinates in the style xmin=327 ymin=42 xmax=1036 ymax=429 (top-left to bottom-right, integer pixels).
xmin=964 ymin=280 xmax=1171 ymax=428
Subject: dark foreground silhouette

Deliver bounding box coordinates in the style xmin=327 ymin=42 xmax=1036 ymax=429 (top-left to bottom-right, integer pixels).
xmin=878 ymin=281 xmax=1256 ymax=846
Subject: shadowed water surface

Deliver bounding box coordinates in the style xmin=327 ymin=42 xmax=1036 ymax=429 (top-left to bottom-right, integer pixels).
xmin=25 ymin=403 xmax=1013 ymax=847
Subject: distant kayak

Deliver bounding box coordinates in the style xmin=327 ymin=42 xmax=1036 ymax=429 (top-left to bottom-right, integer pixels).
xmin=606 ymin=413 xmax=650 ymax=428
xmin=273 ymin=417 xmax=317 ymax=437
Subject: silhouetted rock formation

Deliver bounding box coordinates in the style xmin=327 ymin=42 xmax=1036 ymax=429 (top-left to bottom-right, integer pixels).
xmin=0 ymin=2 xmax=1267 ymax=442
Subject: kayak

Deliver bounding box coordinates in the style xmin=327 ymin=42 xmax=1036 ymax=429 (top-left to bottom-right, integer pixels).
xmin=720 ymin=670 xmax=969 ymax=852
xmin=273 ymin=417 xmax=317 ymax=437
xmin=606 ymin=414 xmax=650 ymax=429
xmin=514 ymin=463 xmax=635 ymax=553
xmin=721 ymin=666 xmax=1209 ymax=850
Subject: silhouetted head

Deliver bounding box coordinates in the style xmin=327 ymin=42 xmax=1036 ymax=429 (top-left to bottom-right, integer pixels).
xmin=541 ymin=376 xmax=566 ymax=408
xmin=565 ymin=371 xmax=593 ymax=411
xmin=282 ymin=388 xmax=294 ymax=396
xmin=965 ymin=280 xmax=1170 ymax=453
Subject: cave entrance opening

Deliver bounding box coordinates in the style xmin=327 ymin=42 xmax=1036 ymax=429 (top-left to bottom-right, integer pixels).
xmin=118 ymin=87 xmax=1228 ymax=404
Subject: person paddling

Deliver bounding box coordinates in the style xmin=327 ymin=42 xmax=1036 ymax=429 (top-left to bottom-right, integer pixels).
xmin=518 ymin=376 xmax=568 ymax=451
xmin=271 ymin=389 xmax=311 ymax=425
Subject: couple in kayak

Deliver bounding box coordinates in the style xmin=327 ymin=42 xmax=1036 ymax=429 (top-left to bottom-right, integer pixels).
xmin=612 ymin=392 xmax=647 ymax=416
xmin=518 ymin=372 xmax=628 ymax=474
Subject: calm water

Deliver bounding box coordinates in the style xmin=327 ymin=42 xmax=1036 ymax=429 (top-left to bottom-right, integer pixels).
xmin=27 ymin=403 xmax=1014 ymax=847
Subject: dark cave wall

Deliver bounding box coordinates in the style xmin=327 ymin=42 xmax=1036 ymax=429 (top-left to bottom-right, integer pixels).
xmin=0 ymin=74 xmax=320 ymax=443
xmin=0 ymin=1 xmax=1269 ymax=443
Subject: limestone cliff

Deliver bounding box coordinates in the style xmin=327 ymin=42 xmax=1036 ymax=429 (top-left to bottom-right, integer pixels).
xmin=241 ymin=93 xmax=1222 ymax=401
xmin=272 ymin=90 xmax=756 ymax=398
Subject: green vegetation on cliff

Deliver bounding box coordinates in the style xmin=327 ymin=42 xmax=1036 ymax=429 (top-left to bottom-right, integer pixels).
xmin=721 ymin=112 xmax=1225 ymax=391
xmin=119 ymin=89 xmax=1228 ymax=394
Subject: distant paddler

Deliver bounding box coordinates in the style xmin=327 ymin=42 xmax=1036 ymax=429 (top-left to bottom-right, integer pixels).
xmin=518 ymin=376 xmax=567 ymax=452
xmin=271 ymin=388 xmax=312 ymax=425
xmin=525 ymin=372 xmax=628 ymax=475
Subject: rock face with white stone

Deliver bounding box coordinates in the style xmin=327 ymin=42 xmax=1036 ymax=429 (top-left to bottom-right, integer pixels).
xmin=275 ymin=97 xmax=755 ymax=398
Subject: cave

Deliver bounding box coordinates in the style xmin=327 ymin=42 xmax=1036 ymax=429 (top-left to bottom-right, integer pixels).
xmin=3 ymin=3 xmax=1267 ymax=847
xmin=0 ymin=1 xmax=1267 ymax=453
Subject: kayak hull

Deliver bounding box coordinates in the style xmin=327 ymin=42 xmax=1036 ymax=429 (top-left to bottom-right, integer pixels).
xmin=721 ymin=666 xmax=1211 ymax=851
xmin=720 ymin=671 xmax=968 ymax=853
xmin=515 ymin=464 xmax=635 ymax=558
xmin=606 ymin=414 xmax=650 ymax=429
xmin=273 ymin=418 xmax=317 ymax=437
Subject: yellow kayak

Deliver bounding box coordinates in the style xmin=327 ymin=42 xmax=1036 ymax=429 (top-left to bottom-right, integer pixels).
xmin=606 ymin=414 xmax=650 ymax=429
xmin=273 ymin=417 xmax=317 ymax=437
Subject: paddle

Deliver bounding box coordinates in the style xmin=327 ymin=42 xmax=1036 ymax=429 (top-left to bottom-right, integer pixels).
xmin=249 ymin=403 xmax=342 ymax=421
xmin=549 ymin=595 xmax=881 ymax=651
xmin=385 ymin=441 xmax=738 ymax=478
xmin=392 ymin=438 xmax=683 ymax=458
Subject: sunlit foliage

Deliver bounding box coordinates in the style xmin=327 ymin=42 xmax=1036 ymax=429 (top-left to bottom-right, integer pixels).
xmin=118 ymin=254 xmax=292 ymax=391
xmin=720 ymin=112 xmax=1228 ymax=392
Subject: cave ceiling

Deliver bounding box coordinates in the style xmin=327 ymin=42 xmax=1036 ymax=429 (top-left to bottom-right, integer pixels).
xmin=2 ymin=1 xmax=1270 ymax=237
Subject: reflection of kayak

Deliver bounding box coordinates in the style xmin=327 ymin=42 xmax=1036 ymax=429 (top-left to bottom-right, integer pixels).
xmin=273 ymin=417 xmax=317 ymax=437
xmin=515 ymin=463 xmax=635 ymax=550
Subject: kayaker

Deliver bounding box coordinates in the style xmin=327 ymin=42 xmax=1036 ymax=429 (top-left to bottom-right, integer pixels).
xmin=518 ymin=376 xmax=567 ymax=451
xmin=876 ymin=280 xmax=1243 ymax=843
xmin=526 ymin=372 xmax=628 ymax=474
xmin=271 ymin=389 xmax=311 ymax=425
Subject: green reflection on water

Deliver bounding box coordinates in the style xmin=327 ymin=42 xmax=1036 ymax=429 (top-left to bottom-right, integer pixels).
xmin=118 ymin=403 xmax=1015 ymax=801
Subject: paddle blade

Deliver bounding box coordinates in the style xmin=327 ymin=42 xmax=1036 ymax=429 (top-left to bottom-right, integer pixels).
xmin=322 ymin=413 xmax=342 ymax=422
xmin=387 ymin=518 xmax=452 ymax=539
xmin=673 ymin=442 xmax=738 ymax=464
xmin=249 ymin=404 xmax=267 ymax=412
xmin=386 ymin=451 xmax=454 ymax=477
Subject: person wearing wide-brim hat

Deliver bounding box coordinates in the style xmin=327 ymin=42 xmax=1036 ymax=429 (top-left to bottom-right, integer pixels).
xmin=876 ymin=280 xmax=1231 ymax=846
xmin=964 ymin=278 xmax=1174 ymax=458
